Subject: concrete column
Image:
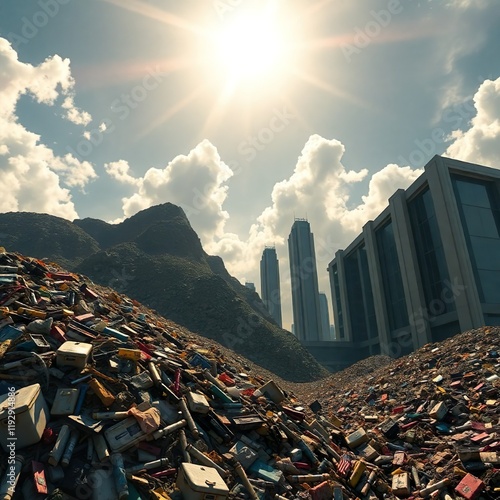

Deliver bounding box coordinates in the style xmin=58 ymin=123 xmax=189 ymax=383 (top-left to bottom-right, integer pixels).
xmin=335 ymin=249 xmax=352 ymax=342
xmin=362 ymin=221 xmax=391 ymax=351
xmin=389 ymin=190 xmax=431 ymax=349
xmin=425 ymin=156 xmax=484 ymax=330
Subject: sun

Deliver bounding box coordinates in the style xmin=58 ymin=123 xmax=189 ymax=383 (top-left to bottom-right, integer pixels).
xmin=208 ymin=10 xmax=293 ymax=88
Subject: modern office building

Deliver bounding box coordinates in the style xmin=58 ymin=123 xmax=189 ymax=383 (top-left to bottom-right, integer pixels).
xmin=319 ymin=292 xmax=332 ymax=341
xmin=288 ymin=219 xmax=323 ymax=341
xmin=260 ymin=247 xmax=282 ymax=327
xmin=327 ymin=155 xmax=500 ymax=363
xmin=244 ymin=282 xmax=256 ymax=293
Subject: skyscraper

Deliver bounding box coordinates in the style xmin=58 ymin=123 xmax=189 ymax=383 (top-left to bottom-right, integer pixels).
xmin=319 ymin=292 xmax=331 ymax=341
xmin=260 ymin=247 xmax=282 ymax=327
xmin=288 ymin=219 xmax=323 ymax=341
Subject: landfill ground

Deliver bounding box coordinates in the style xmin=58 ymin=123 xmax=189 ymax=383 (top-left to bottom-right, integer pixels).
xmin=0 ymin=251 xmax=499 ymax=499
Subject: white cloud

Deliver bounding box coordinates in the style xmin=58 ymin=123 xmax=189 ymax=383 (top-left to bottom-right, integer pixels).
xmin=106 ymin=140 xmax=234 ymax=242
xmin=0 ymin=120 xmax=77 ymax=218
xmin=0 ymin=37 xmax=96 ymax=219
xmin=51 ymin=153 xmax=97 ymax=189
xmin=108 ymin=71 xmax=500 ymax=328
xmin=232 ymin=136 xmax=420 ymax=328
xmin=445 ymin=77 xmax=500 ymax=168
xmin=62 ymin=95 xmax=92 ymax=125
xmin=105 ymin=159 xmax=141 ymax=186
xmin=339 ymin=164 xmax=423 ymax=229
xmin=107 ymin=133 xmax=421 ymax=329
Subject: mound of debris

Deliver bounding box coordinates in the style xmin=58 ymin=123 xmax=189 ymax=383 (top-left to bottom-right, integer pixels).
xmin=0 ymin=249 xmax=499 ymax=499
xmin=0 ymin=207 xmax=328 ymax=382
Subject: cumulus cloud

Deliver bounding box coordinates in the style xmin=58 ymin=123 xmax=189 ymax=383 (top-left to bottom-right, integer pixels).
xmin=445 ymin=77 xmax=500 ymax=168
xmin=105 ymin=140 xmax=234 ymax=242
xmin=106 ymin=133 xmax=421 ymax=328
xmin=233 ymin=136 xmax=420 ymax=326
xmin=103 ymin=80 xmax=500 ymax=330
xmin=62 ymin=95 xmax=92 ymax=125
xmin=0 ymin=37 xmax=96 ymax=219
xmin=105 ymin=159 xmax=140 ymax=186
xmin=339 ymin=164 xmax=423 ymax=228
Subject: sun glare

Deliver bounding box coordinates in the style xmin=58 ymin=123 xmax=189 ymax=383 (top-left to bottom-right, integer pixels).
xmin=210 ymin=12 xmax=292 ymax=87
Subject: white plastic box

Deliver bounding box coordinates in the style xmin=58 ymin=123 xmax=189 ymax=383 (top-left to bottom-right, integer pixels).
xmin=104 ymin=416 xmax=146 ymax=452
xmin=0 ymin=383 xmax=49 ymax=451
xmin=186 ymin=391 xmax=210 ymax=414
xmin=56 ymin=341 xmax=92 ymax=369
xmin=176 ymin=463 xmax=229 ymax=500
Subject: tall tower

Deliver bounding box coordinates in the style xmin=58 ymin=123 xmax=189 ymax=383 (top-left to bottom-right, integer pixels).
xmin=288 ymin=219 xmax=323 ymax=341
xmin=260 ymin=247 xmax=282 ymax=327
xmin=319 ymin=292 xmax=331 ymax=341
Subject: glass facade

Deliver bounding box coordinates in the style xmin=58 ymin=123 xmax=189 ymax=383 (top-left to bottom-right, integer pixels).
xmin=376 ymin=220 xmax=409 ymax=331
xmin=409 ymin=187 xmax=454 ymax=316
xmin=331 ymin=264 xmax=345 ymax=339
xmin=452 ymin=176 xmax=500 ymax=304
xmin=344 ymin=245 xmax=378 ymax=342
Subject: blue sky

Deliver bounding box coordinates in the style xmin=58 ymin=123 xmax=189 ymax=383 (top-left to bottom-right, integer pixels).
xmin=1 ymin=0 xmax=499 ymax=330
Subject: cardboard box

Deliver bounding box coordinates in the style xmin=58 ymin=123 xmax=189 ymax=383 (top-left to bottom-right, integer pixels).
xmin=0 ymin=383 xmax=48 ymax=451
xmin=429 ymin=401 xmax=448 ymax=421
xmin=346 ymin=427 xmax=369 ymax=449
xmin=259 ymin=380 xmax=285 ymax=404
xmin=392 ymin=472 xmax=410 ymax=497
xmin=186 ymin=391 xmax=210 ymax=414
xmin=176 ymin=463 xmax=229 ymax=500
xmin=356 ymin=442 xmax=379 ymax=462
xmin=455 ymin=473 xmax=484 ymax=500
xmin=56 ymin=341 xmax=92 ymax=369
xmin=309 ymin=481 xmax=333 ymax=500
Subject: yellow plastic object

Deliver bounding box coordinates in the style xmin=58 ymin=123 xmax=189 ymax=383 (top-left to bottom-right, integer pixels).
xmin=117 ymin=348 xmax=142 ymax=361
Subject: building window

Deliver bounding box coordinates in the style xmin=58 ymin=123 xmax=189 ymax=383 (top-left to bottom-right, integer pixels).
xmin=409 ymin=186 xmax=455 ymax=316
xmin=359 ymin=246 xmax=378 ymax=338
xmin=332 ymin=264 xmax=345 ymax=339
xmin=344 ymin=245 xmax=378 ymax=343
xmin=452 ymin=175 xmax=500 ymax=304
xmin=376 ymin=220 xmax=409 ymax=331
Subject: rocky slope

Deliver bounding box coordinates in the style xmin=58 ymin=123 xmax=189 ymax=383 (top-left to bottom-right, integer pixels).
xmin=0 ymin=206 xmax=328 ymax=382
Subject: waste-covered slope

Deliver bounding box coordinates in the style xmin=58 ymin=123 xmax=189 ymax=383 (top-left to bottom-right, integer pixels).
xmin=0 ymin=211 xmax=100 ymax=269
xmin=1 ymin=250 xmax=498 ymax=499
xmin=0 ymin=206 xmax=328 ymax=381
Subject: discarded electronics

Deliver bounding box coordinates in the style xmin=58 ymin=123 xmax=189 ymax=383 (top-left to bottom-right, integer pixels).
xmin=0 ymin=248 xmax=499 ymax=500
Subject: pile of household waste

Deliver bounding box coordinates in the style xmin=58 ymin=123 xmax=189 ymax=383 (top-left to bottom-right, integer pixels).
xmin=0 ymin=250 xmax=499 ymax=499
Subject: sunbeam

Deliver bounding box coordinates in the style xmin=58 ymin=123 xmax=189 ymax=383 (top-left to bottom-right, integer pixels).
xmin=102 ymin=0 xmax=201 ymax=34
